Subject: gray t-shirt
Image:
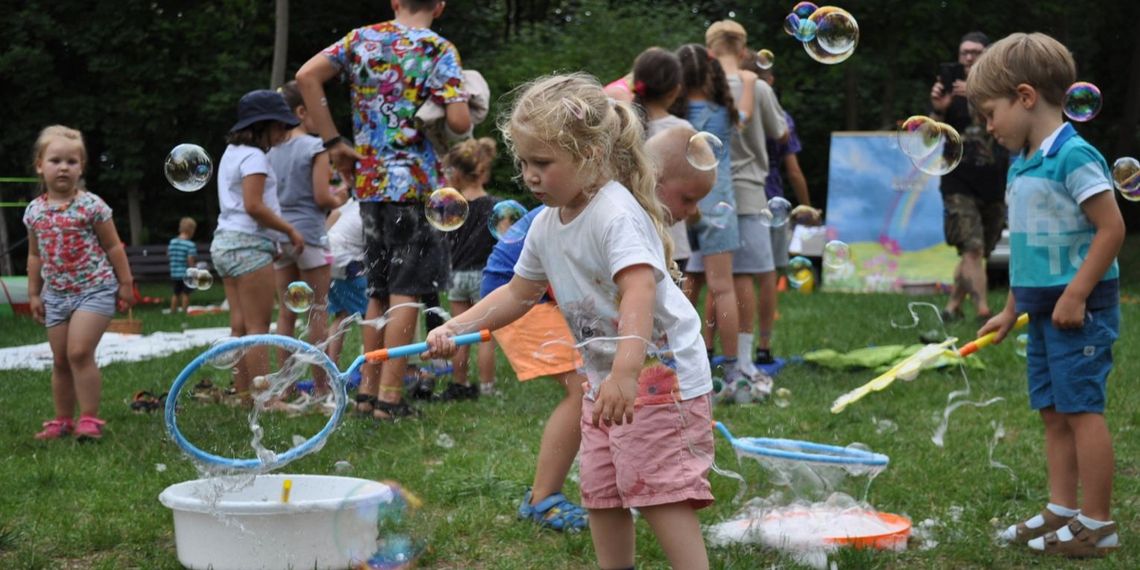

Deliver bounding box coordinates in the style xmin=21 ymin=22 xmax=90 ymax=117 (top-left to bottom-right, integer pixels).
xmin=268 ymin=134 xmax=327 ymax=245
xmin=728 ymin=75 xmax=787 ymax=214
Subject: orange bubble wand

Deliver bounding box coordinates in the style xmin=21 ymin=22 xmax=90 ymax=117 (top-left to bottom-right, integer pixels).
xmin=957 ymin=314 xmax=1029 ymax=357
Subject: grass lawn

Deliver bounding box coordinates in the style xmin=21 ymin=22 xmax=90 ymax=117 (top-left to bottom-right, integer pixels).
xmin=1 ymin=251 xmax=1138 ymax=569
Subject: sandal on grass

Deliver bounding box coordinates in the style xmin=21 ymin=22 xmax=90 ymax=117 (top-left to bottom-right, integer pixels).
xmin=372 ymin=399 xmax=420 ymax=421
xmin=354 ymin=393 xmax=378 ymax=415
xmin=517 ymin=489 xmax=588 ymax=532
xmin=1003 ymin=508 xmax=1069 ymax=544
xmin=1033 ymin=519 xmax=1119 ymax=558
xmin=130 ymin=391 xmax=163 ymax=413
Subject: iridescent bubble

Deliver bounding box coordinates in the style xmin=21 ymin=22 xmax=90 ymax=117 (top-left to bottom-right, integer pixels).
xmin=760 ymin=196 xmax=792 ymax=228
xmin=206 ymin=336 xmax=243 ymax=370
xmin=787 ymin=256 xmax=814 ymax=288
xmin=773 ymin=387 xmax=792 ymax=408
xmin=333 ymin=480 xmax=424 ymax=570
xmin=909 ymin=121 xmax=964 ymax=176
xmin=784 ymin=14 xmax=818 ymax=43
xmin=708 ymin=201 xmax=735 ymax=229
xmin=1111 ymin=157 xmax=1140 ymax=202
xmin=164 ymin=144 xmax=213 ymax=192
xmin=756 ymin=49 xmax=775 ymax=70
xmin=823 ymin=240 xmax=851 ymax=268
xmin=488 ymin=199 xmax=528 ymax=243
xmin=195 ymin=269 xmax=214 ymax=291
xmin=1063 ymin=82 xmax=1102 ymax=122
xmin=284 ymin=281 xmax=314 ymax=313
xmin=791 ymin=1 xmax=819 ymax=19
xmin=685 ymin=132 xmax=724 ymax=171
xmin=182 ymin=268 xmax=199 ymax=290
xmin=898 ymin=115 xmax=942 ymax=160
xmin=424 ymin=187 xmax=469 ymax=232
xmin=809 ymin=6 xmax=859 ymax=56
xmin=1014 ymin=333 xmax=1029 ymax=358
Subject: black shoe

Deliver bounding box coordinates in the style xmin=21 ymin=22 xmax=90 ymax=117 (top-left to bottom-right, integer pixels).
xmin=940 ymin=309 xmax=963 ymax=323
xmin=408 ymin=376 xmax=437 ymax=401
xmin=754 ymin=349 xmax=775 ymax=365
xmin=434 ymin=382 xmax=479 ymax=402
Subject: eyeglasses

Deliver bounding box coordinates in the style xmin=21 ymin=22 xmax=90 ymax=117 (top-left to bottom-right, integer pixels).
xmin=959 ymin=49 xmax=984 ymax=57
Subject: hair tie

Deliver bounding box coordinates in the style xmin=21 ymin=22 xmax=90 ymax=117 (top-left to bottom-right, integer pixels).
xmin=634 ymin=80 xmax=647 ymax=97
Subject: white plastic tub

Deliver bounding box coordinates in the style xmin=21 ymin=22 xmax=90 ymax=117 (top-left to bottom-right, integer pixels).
xmin=159 ymin=474 xmax=394 ymax=570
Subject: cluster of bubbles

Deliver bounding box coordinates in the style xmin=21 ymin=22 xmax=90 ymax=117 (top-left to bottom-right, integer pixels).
xmin=1063 ymin=82 xmax=1102 ymax=123
xmin=756 ymin=48 xmax=775 ymax=70
xmin=488 ymin=199 xmax=528 ymax=243
xmin=783 ymin=3 xmax=859 ymax=65
xmin=284 ymin=281 xmax=315 ymax=313
xmin=333 ymin=480 xmax=424 ymax=569
xmin=897 ymin=115 xmax=964 ymax=176
xmin=1111 ymin=157 xmax=1140 ymax=201
xmin=686 ymin=131 xmax=725 ymax=171
xmin=760 ymin=196 xmax=792 ymax=228
xmin=181 ymin=266 xmax=214 ymax=291
xmin=424 ymin=187 xmax=469 ymax=232
xmin=164 ymin=144 xmax=213 ymax=192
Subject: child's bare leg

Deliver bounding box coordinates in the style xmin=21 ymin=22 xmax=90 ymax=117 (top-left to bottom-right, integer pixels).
xmin=180 ymin=292 xmax=190 ymax=312
xmin=300 ymin=264 xmax=332 ymax=392
xmin=66 ymin=311 xmax=112 ymax=417
xmin=376 ymin=295 xmax=418 ymax=411
xmin=222 ymin=277 xmax=249 ymax=391
xmin=326 ymin=312 xmax=348 ymax=367
xmin=703 ymin=252 xmax=739 ymax=357
xmin=701 ymin=288 xmax=716 ymax=350
xmin=756 ymin=270 xmax=778 ymax=351
xmin=236 ymin=265 xmax=277 ymax=397
xmin=359 ymin=297 xmax=386 ymax=405
xmin=588 ymin=508 xmax=635 ymax=569
xmin=477 ymin=339 xmax=496 ymax=386
xmin=46 ymin=324 xmax=76 ymax=419
xmin=1041 ymin=408 xmax=1079 ymax=509
xmin=1070 ymin=412 xmax=1114 ymax=520
xmin=530 ymin=371 xmax=584 ymax=503
xmin=639 ymin=502 xmax=709 ymax=570
xmin=274 ymin=263 xmax=300 ymax=364
xmin=448 ymin=300 xmax=473 ymax=385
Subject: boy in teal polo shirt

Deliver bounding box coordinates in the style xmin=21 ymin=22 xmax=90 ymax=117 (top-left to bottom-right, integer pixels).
xmin=970 ymin=33 xmax=1124 ymax=558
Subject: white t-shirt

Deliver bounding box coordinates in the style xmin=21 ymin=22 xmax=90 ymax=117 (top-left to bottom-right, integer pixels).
xmin=327 ymin=199 xmax=364 ymax=278
xmin=216 ymin=144 xmax=283 ymax=240
xmin=514 ymin=180 xmax=711 ymax=400
xmin=647 ymin=115 xmax=694 ymax=260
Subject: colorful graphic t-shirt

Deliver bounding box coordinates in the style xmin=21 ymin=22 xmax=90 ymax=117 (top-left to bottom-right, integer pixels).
xmin=23 ymin=191 xmax=116 ymax=294
xmin=322 ymin=21 xmax=467 ymax=203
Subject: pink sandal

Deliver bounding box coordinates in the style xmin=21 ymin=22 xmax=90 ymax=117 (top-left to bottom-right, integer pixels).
xmin=35 ymin=418 xmax=74 ymax=440
xmin=75 ymin=416 xmax=106 ymax=441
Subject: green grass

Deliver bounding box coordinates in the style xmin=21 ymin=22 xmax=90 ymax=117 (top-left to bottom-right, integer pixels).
xmin=2 ymin=256 xmax=1139 ymax=569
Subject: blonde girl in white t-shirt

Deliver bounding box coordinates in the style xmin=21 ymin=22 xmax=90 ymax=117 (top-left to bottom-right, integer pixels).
xmin=426 ymin=73 xmax=714 ymax=570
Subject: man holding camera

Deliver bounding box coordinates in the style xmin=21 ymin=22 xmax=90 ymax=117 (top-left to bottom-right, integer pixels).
xmin=930 ymin=31 xmax=1009 ymax=323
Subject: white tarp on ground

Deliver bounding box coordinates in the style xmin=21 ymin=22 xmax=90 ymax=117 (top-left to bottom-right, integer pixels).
xmin=0 ymin=327 xmax=232 ymax=372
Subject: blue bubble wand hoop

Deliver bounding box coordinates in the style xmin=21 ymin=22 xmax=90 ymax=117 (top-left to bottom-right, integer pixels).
xmin=164 ymin=330 xmax=491 ymax=471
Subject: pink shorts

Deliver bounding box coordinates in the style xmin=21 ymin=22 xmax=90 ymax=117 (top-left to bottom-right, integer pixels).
xmin=579 ymin=394 xmax=715 ymax=510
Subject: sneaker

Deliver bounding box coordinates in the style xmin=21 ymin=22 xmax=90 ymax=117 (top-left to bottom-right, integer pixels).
xmin=434 ymin=382 xmax=478 ymax=402
xmin=35 ymin=418 xmax=73 ymax=440
xmin=754 ymin=348 xmax=775 ymax=365
xmin=408 ymin=375 xmax=437 ymax=401
xmin=518 ymin=489 xmax=588 ymax=532
xmin=74 ymin=416 xmax=106 ymax=441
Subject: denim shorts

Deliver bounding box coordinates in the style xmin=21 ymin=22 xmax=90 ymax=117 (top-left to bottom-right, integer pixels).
xmin=728 ymin=214 xmax=776 ymax=274
xmin=447 ymin=269 xmax=482 ymax=303
xmin=210 ymin=230 xmax=276 ymax=278
xmin=42 ymin=283 xmax=118 ymax=327
xmin=327 ymin=276 xmax=368 ymax=317
xmin=1026 ymin=306 xmax=1119 ymax=414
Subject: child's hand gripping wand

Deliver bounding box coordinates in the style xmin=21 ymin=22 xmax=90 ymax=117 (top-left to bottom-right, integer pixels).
xmin=957 ymin=314 xmax=1029 ymax=357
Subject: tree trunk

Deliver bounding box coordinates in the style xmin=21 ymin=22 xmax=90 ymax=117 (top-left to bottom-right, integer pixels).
xmin=270 ymin=0 xmax=289 ymax=88
xmin=844 ymin=65 xmax=858 ymax=130
xmin=127 ymin=185 xmax=143 ymax=246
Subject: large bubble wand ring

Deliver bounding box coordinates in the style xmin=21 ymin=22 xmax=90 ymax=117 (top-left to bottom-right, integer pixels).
xmin=164 ymin=330 xmax=491 ymax=471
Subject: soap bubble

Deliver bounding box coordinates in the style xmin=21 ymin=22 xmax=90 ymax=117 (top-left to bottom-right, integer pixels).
xmin=909 ymin=121 xmax=964 ymax=176
xmin=809 ymin=6 xmax=859 ymax=56
xmin=1063 ymin=82 xmax=1102 ymax=122
xmin=1014 ymin=334 xmax=1029 ymax=358
xmin=164 ymin=144 xmax=213 ymax=192
xmin=774 ymin=387 xmax=792 ymax=408
xmin=182 ymin=268 xmax=199 ymax=290
xmin=708 ymin=201 xmax=735 ymax=229
xmin=686 ymin=132 xmax=724 ymax=171
xmin=760 ymin=196 xmax=792 ymax=228
xmin=1111 ymin=157 xmax=1140 ymax=201
xmin=333 ymin=480 xmax=424 ymax=569
xmin=756 ymin=49 xmax=775 ymax=70
xmin=791 ymin=1 xmax=819 ymax=19
xmin=787 ymin=256 xmax=814 ymax=289
xmin=823 ymin=240 xmax=851 ymax=269
xmin=898 ymin=115 xmax=942 ymax=160
xmin=424 ymin=187 xmax=469 ymax=232
xmin=284 ymin=281 xmax=315 ymax=313
xmin=488 ymin=199 xmax=528 ymax=242
xmin=205 ymin=336 xmax=244 ymax=370
xmin=784 ymin=14 xmax=818 ymax=43
xmin=195 ymin=269 xmax=214 ymax=291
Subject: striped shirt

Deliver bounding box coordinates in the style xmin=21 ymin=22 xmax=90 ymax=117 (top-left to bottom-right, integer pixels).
xmin=168 ymin=238 xmax=197 ymax=279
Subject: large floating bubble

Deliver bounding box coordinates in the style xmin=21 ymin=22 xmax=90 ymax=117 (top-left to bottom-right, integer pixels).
xmin=791 ymin=1 xmax=819 ymax=19
xmin=686 ymin=132 xmax=724 ymax=171
xmin=1112 ymin=157 xmax=1140 ymax=201
xmin=195 ymin=269 xmax=214 ymax=291
xmin=182 ymin=268 xmax=199 ymax=290
xmin=760 ymin=196 xmax=792 ymax=228
xmin=899 ymin=117 xmax=963 ymax=175
xmin=810 ymin=6 xmax=859 ymax=56
xmin=284 ymin=281 xmax=315 ymax=313
xmin=424 ymin=187 xmax=469 ymax=232
xmin=707 ymin=201 xmax=735 ymax=229
xmin=787 ymin=256 xmax=814 ymax=289
xmin=784 ymin=14 xmax=818 ymax=43
xmin=488 ymin=199 xmax=528 ymax=242
xmin=756 ymin=49 xmax=775 ymax=70
xmin=165 ymin=144 xmax=213 ymax=192
xmin=1063 ymin=82 xmax=1102 ymax=122
xmin=823 ymin=240 xmax=851 ymax=269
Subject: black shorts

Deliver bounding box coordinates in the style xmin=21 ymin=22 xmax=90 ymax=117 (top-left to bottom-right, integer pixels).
xmin=172 ymin=278 xmax=193 ymax=295
xmin=942 ymin=192 xmax=1006 ymax=257
xmin=360 ymin=201 xmax=450 ymax=300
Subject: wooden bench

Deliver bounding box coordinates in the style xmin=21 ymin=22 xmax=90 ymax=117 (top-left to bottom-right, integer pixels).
xmin=126 ymin=244 xmax=213 ymax=282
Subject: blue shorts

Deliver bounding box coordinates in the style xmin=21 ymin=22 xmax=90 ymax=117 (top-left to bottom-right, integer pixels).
xmin=42 ymin=283 xmax=118 ymax=328
xmin=327 ymin=276 xmax=368 ymax=317
xmin=1026 ymin=306 xmax=1119 ymax=414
